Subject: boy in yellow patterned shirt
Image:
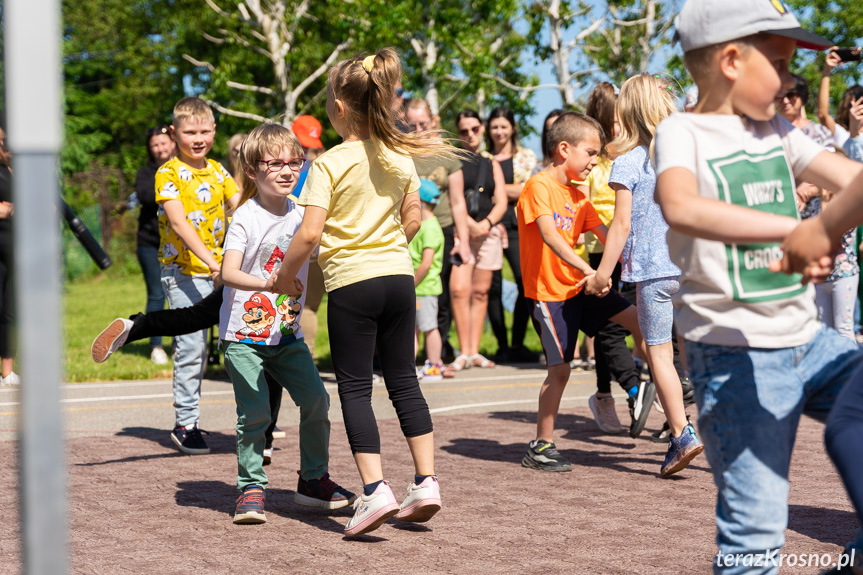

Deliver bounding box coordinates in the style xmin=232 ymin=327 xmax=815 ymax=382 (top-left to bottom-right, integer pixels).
xmin=155 ymin=97 xmax=239 ymax=455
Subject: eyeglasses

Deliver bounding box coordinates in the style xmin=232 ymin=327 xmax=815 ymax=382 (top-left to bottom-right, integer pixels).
xmin=257 ymin=158 xmax=306 ymax=172
xmin=458 ymin=125 xmax=482 ymax=137
xmin=408 ymin=120 xmax=431 ymax=131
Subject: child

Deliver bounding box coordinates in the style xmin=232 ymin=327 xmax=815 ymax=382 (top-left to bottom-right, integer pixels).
xmin=411 ymin=178 xmax=447 ymax=381
xmin=220 ymin=123 xmax=355 ymax=524
xmin=655 ymin=2 xmax=863 ymax=572
xmin=156 ymin=97 xmax=239 ymax=455
xmin=271 ymin=49 xmax=457 ymax=537
xmin=586 ymin=74 xmax=703 ymax=477
xmin=516 ymin=112 xmax=647 ymax=473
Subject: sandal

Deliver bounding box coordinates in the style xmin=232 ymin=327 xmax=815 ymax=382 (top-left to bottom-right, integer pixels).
xmin=448 ymin=354 xmax=471 ymax=372
xmin=469 ymin=353 xmax=496 ymax=368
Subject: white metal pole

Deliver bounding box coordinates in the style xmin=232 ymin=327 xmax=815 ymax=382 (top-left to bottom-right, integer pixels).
xmin=5 ymin=0 xmax=67 ymax=573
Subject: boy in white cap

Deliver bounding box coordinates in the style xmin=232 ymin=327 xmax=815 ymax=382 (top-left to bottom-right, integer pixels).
xmin=654 ymin=1 xmax=863 ymax=573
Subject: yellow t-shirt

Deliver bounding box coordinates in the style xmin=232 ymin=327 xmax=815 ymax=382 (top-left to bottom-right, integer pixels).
xmin=155 ymin=157 xmax=239 ymax=276
xmin=298 ymin=139 xmax=420 ymax=291
xmin=584 ymin=156 xmax=614 ymax=254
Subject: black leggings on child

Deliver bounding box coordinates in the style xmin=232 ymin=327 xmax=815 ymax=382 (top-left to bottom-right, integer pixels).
xmin=327 ymin=275 xmax=433 ymax=454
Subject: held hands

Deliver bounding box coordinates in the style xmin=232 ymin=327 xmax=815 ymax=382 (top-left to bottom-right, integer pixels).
xmin=577 ymin=269 xmax=612 ymax=298
xmin=209 ymin=266 xmax=222 ymax=289
xmin=768 ymin=217 xmax=835 ymax=284
xmin=270 ymin=266 xmax=304 ymax=295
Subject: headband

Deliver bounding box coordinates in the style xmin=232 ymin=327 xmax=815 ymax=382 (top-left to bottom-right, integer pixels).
xmin=362 ymin=55 xmax=375 ymax=74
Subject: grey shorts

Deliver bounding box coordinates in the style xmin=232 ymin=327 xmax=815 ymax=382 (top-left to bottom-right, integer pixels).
xmin=416 ymin=295 xmax=439 ymax=333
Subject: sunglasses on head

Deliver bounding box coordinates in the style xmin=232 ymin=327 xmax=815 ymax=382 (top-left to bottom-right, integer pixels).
xmin=458 ymin=125 xmax=482 ymax=137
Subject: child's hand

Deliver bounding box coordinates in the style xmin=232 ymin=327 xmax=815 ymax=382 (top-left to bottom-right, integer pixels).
xmin=292 ymin=277 xmax=304 ymax=295
xmin=210 ymin=267 xmax=222 ymax=288
xmin=579 ymin=271 xmax=612 ymax=297
xmin=769 ymin=217 xmax=835 ymax=283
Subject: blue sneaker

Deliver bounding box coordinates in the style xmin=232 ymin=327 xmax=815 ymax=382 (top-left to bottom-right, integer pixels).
xmin=660 ymin=424 xmax=703 ymax=477
xmin=233 ymin=485 xmax=266 ymax=524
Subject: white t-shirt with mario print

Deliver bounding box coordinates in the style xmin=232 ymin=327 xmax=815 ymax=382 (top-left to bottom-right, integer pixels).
xmin=218 ymin=197 xmax=309 ymax=346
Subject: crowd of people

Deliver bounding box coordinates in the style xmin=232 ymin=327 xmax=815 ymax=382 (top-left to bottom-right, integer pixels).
xmin=81 ymin=0 xmax=863 ymax=572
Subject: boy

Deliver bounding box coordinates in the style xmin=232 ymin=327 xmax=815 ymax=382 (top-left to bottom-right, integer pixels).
xmin=157 ymin=97 xmax=239 ymax=455
xmin=410 ymin=179 xmax=447 ymax=381
xmin=655 ymin=2 xmax=863 ymax=573
xmin=516 ymin=112 xmax=649 ymax=472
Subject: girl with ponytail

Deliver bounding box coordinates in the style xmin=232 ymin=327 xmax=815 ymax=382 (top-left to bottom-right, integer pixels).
xmin=273 ymin=48 xmax=457 ymax=537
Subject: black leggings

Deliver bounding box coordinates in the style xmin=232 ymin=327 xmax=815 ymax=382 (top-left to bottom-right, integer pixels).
xmin=125 ymin=285 xmax=282 ymax=442
xmin=328 ymin=275 xmax=433 ymax=454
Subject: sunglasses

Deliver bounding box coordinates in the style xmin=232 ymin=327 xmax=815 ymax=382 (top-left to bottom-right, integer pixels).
xmin=257 ymin=158 xmax=307 ymax=172
xmin=458 ymin=125 xmax=482 ymax=137
xmin=782 ymin=91 xmax=800 ymax=101
xmin=395 ymin=88 xmax=404 ymax=97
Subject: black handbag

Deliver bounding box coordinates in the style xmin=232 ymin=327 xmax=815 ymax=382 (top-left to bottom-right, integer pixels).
xmin=464 ymin=155 xmax=488 ymax=219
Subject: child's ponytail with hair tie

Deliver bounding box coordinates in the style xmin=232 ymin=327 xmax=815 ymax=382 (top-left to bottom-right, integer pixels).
xmin=362 ymin=55 xmax=376 ymax=74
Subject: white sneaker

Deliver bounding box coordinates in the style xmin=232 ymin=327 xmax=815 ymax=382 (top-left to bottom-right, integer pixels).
xmin=344 ymin=480 xmax=400 ymax=537
xmin=588 ymin=394 xmax=623 ymax=434
xmin=150 ymin=347 xmax=169 ymax=365
xmin=1 ymin=371 xmax=20 ymax=386
xmin=270 ymin=426 xmax=286 ymax=439
xmin=262 ymin=447 xmax=273 ymax=466
xmin=653 ymin=398 xmax=665 ymax=414
xmin=395 ymin=476 xmax=441 ymax=523
xmin=91 ymin=318 xmax=134 ymax=363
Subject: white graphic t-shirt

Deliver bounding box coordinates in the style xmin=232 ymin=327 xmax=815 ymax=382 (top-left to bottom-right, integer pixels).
xmin=654 ymin=113 xmax=824 ymax=348
xmin=218 ymin=197 xmax=308 ymax=346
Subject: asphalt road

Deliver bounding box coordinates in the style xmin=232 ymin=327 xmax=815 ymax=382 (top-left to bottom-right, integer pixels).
xmin=0 ymin=364 xmax=618 ymax=442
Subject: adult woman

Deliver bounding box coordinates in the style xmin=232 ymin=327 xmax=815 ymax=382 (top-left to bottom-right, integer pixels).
xmin=448 ymin=110 xmax=508 ymax=371
xmin=0 ymin=128 xmax=16 ymax=385
xmin=134 ymin=125 xmax=176 ymax=364
xmin=485 ymin=107 xmax=537 ymax=363
xmin=405 ymin=99 xmax=471 ymax=365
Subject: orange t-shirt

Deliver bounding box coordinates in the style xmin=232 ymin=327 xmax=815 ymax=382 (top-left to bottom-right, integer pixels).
xmin=517 ymin=170 xmax=603 ymax=302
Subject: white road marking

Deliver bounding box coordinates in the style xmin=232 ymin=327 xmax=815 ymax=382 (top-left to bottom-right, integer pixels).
xmin=429 ymin=395 xmax=588 ymax=414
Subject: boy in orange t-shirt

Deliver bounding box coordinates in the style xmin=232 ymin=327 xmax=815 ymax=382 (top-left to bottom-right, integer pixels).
xmin=517 ymin=112 xmax=645 ymax=472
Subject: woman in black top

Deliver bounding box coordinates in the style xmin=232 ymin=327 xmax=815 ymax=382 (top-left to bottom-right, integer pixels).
xmin=0 ymin=128 xmax=17 ymax=385
xmin=134 ymin=125 xmax=175 ymax=364
xmin=447 ymin=110 xmax=508 ymax=372
xmin=485 ymin=107 xmax=539 ymax=363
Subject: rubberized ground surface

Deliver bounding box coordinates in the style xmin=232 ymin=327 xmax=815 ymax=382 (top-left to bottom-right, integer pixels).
xmin=0 ymin=375 xmax=859 ymax=574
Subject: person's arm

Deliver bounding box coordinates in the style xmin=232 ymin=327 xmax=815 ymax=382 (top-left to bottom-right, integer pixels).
xmin=817 ymin=48 xmax=841 ymax=134
xmin=656 ymin=168 xmax=799 ymax=243
xmin=221 ymin=249 xmax=270 ymax=291
xmin=272 ymin=205 xmax=325 ymax=294
xmin=226 ymin=192 xmax=240 ymax=214
xmin=594 ymin=184 xmax=631 ymax=283
xmin=504 ymin=181 xmax=523 ymax=203
xmin=162 ymin=199 xmax=223 ymax=281
xmin=414 ymin=247 xmax=434 ymax=286
xmin=535 ymin=214 xmax=594 ymax=276
xmin=401 ymin=191 xmax=421 ymax=243
xmin=448 ymin=169 xmax=472 ymax=262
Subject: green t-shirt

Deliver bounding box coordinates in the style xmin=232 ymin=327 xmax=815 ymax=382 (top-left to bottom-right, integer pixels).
xmin=414 ymin=155 xmax=463 ymax=228
xmin=409 ymin=216 xmax=445 ymax=296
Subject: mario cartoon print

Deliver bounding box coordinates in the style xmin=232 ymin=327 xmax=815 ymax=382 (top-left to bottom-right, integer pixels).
xmin=236 ymin=292 xmax=277 ymax=345
xmin=276 ymin=293 xmax=302 ymax=337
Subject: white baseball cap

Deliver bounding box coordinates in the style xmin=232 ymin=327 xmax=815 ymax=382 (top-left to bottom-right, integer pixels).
xmin=674 ymin=0 xmax=831 ymax=53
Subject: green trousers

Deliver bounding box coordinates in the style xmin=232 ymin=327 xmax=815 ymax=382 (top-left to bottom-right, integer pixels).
xmin=224 ymin=338 xmax=330 ymax=491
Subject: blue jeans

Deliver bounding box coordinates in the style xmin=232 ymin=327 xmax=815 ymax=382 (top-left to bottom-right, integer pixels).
xmin=161 ymin=267 xmax=214 ymax=427
xmin=686 ymin=326 xmax=863 ymax=575
xmin=137 ymin=244 xmax=165 ymax=349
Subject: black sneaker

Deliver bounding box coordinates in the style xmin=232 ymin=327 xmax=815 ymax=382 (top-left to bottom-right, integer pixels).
xmin=521 ymin=440 xmax=572 ymax=472
xmin=171 ymin=423 xmax=211 ymax=455
xmin=233 ymin=485 xmax=266 ymax=524
xmin=294 ymin=471 xmax=357 ymax=510
xmin=628 ymin=380 xmax=656 ymax=438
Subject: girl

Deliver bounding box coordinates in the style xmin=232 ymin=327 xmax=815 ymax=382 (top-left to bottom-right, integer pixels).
xmin=588 ymin=73 xmax=703 ymax=476
xmin=485 ymin=107 xmax=538 ymax=364
xmin=219 ymin=124 xmax=355 ymax=524
xmin=448 ymin=109 xmax=508 ymax=372
xmin=273 ymin=48 xmax=456 ymax=536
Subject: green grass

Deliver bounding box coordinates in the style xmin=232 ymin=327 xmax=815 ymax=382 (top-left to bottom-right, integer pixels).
xmin=66 ymin=259 xmax=544 ymax=382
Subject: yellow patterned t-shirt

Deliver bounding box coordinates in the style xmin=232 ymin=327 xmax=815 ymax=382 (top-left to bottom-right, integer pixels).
xmin=155 ymin=157 xmax=239 ymax=276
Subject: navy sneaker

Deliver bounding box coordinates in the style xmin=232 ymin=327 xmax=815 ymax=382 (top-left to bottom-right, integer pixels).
xmin=170 ymin=423 xmax=210 ymax=455
xmin=294 ymin=471 xmax=357 ymax=510
xmin=233 ymin=485 xmax=266 ymax=524
xmin=628 ymin=380 xmax=656 ymax=438
xmin=661 ymin=424 xmax=704 ymax=476
xmin=521 ymin=440 xmax=572 ymax=472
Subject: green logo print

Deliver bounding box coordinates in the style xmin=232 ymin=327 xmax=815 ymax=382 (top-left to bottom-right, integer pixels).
xmin=708 ymin=148 xmax=806 ymax=303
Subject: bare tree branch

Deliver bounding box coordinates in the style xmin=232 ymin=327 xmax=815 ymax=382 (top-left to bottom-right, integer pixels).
xmin=202 ymin=33 xmax=226 ymax=45
xmin=226 ymin=81 xmax=276 ymax=95
xmin=297 ymin=85 xmax=327 ymax=117
xmin=182 ymin=54 xmax=216 ymax=72
xmin=479 ymin=73 xmax=556 ymax=94
xmin=205 ymin=100 xmax=271 ymax=124
xmin=205 ymin=0 xmax=233 ymax=19
xmin=290 ymin=39 xmax=353 ymax=101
